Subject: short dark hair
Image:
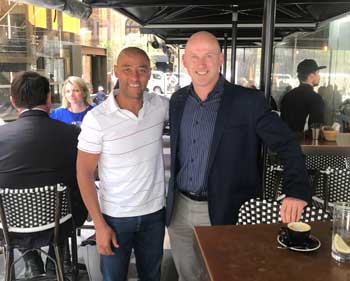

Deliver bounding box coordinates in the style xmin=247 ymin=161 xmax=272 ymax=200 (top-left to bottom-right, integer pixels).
xmin=297 ymin=71 xmax=312 ymax=82
xmin=11 ymin=71 xmax=50 ymax=109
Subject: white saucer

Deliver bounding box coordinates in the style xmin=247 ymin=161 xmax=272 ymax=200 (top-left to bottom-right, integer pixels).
xmin=277 ymin=234 xmax=321 ymax=252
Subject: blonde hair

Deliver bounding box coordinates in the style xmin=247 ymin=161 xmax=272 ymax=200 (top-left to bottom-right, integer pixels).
xmin=61 ymin=76 xmax=92 ymax=108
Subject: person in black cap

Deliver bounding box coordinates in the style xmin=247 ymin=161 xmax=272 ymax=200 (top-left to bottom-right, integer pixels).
xmin=280 ymin=59 xmax=326 ymax=137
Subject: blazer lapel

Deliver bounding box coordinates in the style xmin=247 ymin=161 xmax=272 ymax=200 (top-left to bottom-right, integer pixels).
xmin=206 ymin=83 xmax=234 ymax=174
xmin=170 ymin=89 xmax=189 ymax=177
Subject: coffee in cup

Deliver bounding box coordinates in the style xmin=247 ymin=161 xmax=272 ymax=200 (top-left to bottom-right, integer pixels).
xmin=286 ymin=222 xmax=311 ymax=246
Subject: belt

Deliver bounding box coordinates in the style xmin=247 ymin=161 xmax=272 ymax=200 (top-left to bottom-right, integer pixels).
xmin=179 ymin=190 xmax=208 ymax=202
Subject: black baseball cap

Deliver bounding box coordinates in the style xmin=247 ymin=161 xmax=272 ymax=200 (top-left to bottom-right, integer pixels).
xmin=297 ymin=59 xmax=326 ymax=75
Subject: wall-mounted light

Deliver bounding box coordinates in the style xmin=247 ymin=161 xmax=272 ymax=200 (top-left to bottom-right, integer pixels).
xmin=151 ymin=37 xmax=160 ymax=49
xmin=323 ymin=45 xmax=328 ymax=51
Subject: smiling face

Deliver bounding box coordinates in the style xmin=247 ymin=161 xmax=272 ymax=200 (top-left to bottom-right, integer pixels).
xmin=183 ymin=31 xmax=224 ymax=96
xmin=64 ymin=82 xmax=84 ymax=106
xmin=115 ymin=49 xmax=151 ymax=101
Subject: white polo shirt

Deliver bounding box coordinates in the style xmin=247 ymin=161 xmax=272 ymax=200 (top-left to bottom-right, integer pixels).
xmin=78 ymin=91 xmax=169 ymax=217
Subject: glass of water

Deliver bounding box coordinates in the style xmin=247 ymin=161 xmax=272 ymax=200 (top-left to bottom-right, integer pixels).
xmin=332 ymin=202 xmax=350 ymax=262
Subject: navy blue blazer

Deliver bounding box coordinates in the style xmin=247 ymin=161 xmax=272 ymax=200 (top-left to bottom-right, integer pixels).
xmin=166 ymin=80 xmax=312 ymax=226
xmin=0 ymin=110 xmax=87 ymax=247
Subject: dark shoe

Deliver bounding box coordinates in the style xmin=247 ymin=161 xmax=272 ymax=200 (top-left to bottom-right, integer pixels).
xmin=46 ymin=255 xmax=73 ymax=276
xmin=46 ymin=243 xmax=72 ymax=275
xmin=22 ymin=250 xmax=45 ymax=279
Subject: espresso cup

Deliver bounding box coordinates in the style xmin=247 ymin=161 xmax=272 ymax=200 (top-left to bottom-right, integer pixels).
xmin=286 ymin=222 xmax=311 ymax=246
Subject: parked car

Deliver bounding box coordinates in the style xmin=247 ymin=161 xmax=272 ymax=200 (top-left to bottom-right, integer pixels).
xmin=147 ymin=70 xmax=167 ymax=95
xmin=272 ymin=73 xmax=296 ymax=88
xmin=167 ymin=72 xmax=191 ymax=95
xmin=147 ymin=71 xmax=192 ymax=98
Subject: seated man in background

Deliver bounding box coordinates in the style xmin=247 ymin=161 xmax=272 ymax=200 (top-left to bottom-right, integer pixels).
xmin=0 ymin=71 xmax=87 ymax=278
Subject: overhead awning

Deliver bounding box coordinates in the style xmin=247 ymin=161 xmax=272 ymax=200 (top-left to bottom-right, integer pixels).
xmin=85 ymin=0 xmax=350 ymax=46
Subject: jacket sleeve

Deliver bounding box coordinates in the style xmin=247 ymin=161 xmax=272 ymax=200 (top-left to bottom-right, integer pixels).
xmin=254 ymin=94 xmax=312 ymax=202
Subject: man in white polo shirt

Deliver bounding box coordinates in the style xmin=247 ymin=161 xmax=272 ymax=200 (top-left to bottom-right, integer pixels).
xmin=77 ymin=47 xmax=168 ymax=281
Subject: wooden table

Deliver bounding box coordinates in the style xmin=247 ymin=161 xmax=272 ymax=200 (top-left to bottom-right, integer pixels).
xmin=194 ymin=221 xmax=350 ymax=281
xmin=300 ymin=139 xmax=350 ymax=155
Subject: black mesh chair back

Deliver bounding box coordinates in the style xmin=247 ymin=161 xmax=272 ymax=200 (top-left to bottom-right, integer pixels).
xmin=264 ymin=153 xmax=284 ymax=200
xmin=264 ymin=152 xmax=350 ymax=202
xmin=0 ymin=183 xmax=75 ymax=281
xmin=237 ymin=198 xmax=331 ymax=225
xmin=327 ymin=168 xmax=350 ymax=203
xmin=305 ymin=154 xmax=349 ymax=171
xmin=0 ymin=185 xmax=71 ymax=233
xmin=264 ymin=164 xmax=284 ymax=200
xmin=312 ymin=168 xmax=350 ymax=212
xmin=305 ymin=154 xmax=350 ymax=199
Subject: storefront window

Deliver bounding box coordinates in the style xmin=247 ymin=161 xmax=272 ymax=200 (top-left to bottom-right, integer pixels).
xmin=273 ymin=12 xmax=350 ymax=129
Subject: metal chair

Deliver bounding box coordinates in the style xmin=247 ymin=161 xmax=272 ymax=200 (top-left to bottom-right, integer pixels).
xmin=263 ymin=153 xmax=284 ymax=200
xmin=0 ymin=183 xmax=78 ymax=281
xmin=264 ymin=152 xmax=350 ymax=202
xmin=312 ymin=168 xmax=350 ymax=212
xmin=264 ymin=163 xmax=284 ymax=200
xmin=305 ymin=153 xmax=350 ymax=200
xmin=237 ymin=198 xmax=331 ymax=225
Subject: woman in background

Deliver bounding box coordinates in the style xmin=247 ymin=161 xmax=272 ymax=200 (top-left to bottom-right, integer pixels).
xmin=50 ymin=76 xmax=93 ymax=125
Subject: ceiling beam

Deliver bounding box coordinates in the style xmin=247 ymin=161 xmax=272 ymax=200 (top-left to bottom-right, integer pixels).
xmin=277 ymin=6 xmax=302 ymax=18
xmin=165 ymin=36 xmax=283 ymax=41
xmin=143 ymin=23 xmax=317 ymax=28
xmin=87 ymin=0 xmax=238 ymax=8
xmin=147 ymin=5 xmax=196 ymax=24
xmin=87 ymin=0 xmax=350 ymax=8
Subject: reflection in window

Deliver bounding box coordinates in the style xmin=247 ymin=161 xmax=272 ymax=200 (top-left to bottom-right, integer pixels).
xmin=125 ymin=18 xmax=139 ymax=35
xmin=273 ymin=12 xmax=350 ymax=127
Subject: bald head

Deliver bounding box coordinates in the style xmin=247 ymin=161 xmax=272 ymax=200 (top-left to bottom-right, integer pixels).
xmin=182 ymin=31 xmax=224 ymax=99
xmin=116 ymin=47 xmax=150 ymax=66
xmin=185 ymin=31 xmax=221 ymax=54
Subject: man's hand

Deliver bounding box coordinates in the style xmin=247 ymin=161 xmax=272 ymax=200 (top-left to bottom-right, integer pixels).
xmin=96 ymin=223 xmax=119 ymax=255
xmin=280 ymin=197 xmax=307 ymax=223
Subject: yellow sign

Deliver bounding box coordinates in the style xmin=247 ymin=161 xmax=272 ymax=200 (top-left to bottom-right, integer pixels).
xmin=28 ymin=4 xmax=47 ymax=29
xmin=62 ymin=13 xmax=80 ymax=34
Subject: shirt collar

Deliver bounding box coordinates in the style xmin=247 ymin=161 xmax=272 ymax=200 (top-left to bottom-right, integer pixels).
xmin=189 ymin=74 xmax=225 ymax=102
xmin=300 ymin=83 xmax=314 ymax=89
xmin=19 ymin=108 xmax=49 ymax=118
xmin=20 ymin=107 xmax=48 ymax=114
xmin=105 ymin=89 xmax=151 ymax=116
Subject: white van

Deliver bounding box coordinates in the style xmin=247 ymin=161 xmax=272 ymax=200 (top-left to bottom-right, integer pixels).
xmin=147 ymin=71 xmax=167 ymax=95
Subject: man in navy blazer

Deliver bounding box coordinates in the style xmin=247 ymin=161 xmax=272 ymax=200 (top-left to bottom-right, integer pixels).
xmin=166 ymin=31 xmax=312 ymax=281
xmin=0 ymin=71 xmax=87 ymax=278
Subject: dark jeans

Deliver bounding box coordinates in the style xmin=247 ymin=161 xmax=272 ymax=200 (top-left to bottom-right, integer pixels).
xmin=101 ymin=208 xmax=165 ymax=281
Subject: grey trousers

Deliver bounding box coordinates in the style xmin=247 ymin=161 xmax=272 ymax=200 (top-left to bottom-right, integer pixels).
xmin=168 ymin=191 xmax=211 ymax=281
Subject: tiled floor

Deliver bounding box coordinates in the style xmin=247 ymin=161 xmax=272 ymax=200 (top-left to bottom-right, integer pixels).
xmin=0 ymin=232 xmax=177 ymax=281
xmin=0 ymin=239 xmax=177 ymax=281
